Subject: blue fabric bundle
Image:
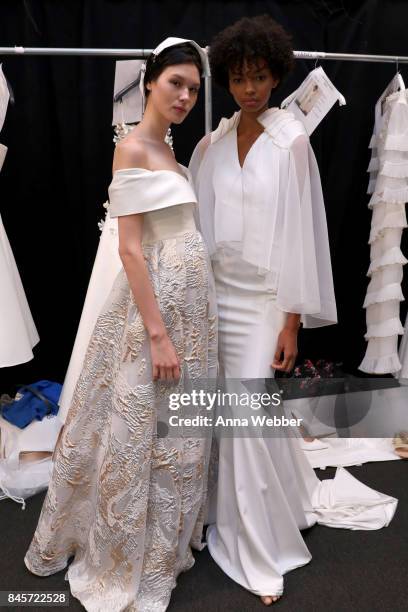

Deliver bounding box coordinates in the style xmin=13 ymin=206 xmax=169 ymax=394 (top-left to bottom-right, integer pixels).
xmin=1 ymin=380 xmax=62 ymax=429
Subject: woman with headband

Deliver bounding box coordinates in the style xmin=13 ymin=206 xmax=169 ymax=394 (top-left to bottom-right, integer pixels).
xmin=24 ymin=38 xmax=217 ymax=612
xmin=191 ymin=15 xmax=397 ymax=606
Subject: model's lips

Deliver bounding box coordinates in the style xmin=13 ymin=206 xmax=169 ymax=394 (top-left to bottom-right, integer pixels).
xmin=173 ymin=106 xmax=187 ymax=113
xmin=242 ymin=99 xmax=258 ymax=106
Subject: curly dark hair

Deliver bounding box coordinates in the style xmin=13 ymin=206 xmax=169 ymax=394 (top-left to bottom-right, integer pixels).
xmin=209 ymin=15 xmax=294 ymax=90
xmin=144 ymin=43 xmax=202 ymax=97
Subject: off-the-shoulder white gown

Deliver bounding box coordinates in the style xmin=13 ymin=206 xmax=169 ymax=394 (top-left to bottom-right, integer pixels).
xmin=24 ymin=168 xmax=217 ymax=612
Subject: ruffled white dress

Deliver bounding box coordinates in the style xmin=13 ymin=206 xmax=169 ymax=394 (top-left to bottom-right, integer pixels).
xmin=25 ymin=169 xmax=218 ymax=612
xmin=361 ymin=89 xmax=408 ymax=374
xmin=190 ymin=108 xmax=398 ymax=597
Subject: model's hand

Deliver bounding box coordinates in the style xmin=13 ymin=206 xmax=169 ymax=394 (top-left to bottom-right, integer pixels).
xmin=150 ymin=333 xmax=181 ymax=381
xmin=271 ymin=327 xmax=298 ymax=373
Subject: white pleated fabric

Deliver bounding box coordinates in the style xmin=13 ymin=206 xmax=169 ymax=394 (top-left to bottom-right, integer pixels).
xmin=360 ymin=89 xmax=408 ymax=374
xmin=190 ymin=113 xmax=398 ymax=597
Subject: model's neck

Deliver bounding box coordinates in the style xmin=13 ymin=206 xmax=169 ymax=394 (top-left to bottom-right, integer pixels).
xmin=139 ymin=103 xmax=170 ymax=142
xmin=238 ymin=105 xmax=269 ymax=134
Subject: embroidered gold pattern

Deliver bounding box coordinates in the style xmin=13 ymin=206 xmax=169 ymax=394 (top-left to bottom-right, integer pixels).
xmin=25 ymin=230 xmax=217 ymax=612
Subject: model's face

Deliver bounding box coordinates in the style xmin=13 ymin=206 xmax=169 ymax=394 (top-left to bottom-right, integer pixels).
xmin=228 ymin=59 xmax=279 ymax=114
xmin=146 ymin=63 xmax=201 ymax=124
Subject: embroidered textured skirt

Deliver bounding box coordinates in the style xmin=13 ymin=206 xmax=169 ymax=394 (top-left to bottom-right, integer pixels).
xmin=24 ymin=230 xmax=217 ymax=612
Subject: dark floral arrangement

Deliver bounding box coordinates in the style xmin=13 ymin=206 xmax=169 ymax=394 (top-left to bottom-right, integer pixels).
xmin=294 ymin=359 xmax=342 ymax=387
xmin=276 ymin=359 xmax=345 ymax=399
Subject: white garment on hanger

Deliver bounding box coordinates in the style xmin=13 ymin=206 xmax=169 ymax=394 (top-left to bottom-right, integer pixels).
xmin=360 ymin=78 xmax=408 ymax=374
xmin=0 ymin=65 xmax=39 ymax=366
xmin=281 ymin=66 xmax=346 ymax=135
xmin=0 ymin=213 xmax=40 ymax=366
xmin=0 ymin=64 xmax=9 ymax=132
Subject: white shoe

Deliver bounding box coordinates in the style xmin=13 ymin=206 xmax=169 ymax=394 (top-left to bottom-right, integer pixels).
xmin=298 ymin=438 xmax=329 ymax=451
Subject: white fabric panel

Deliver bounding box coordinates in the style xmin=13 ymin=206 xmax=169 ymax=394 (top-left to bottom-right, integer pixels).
xmin=0 ymin=87 xmax=39 ymax=367
xmin=58 ymin=211 xmax=121 ymax=423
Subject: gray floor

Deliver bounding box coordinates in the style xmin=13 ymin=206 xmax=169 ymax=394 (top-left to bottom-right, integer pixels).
xmin=0 ymin=461 xmax=406 ymax=612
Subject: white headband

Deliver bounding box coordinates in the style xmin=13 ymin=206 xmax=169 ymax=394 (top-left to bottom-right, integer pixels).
xmin=139 ymin=37 xmax=210 ymax=106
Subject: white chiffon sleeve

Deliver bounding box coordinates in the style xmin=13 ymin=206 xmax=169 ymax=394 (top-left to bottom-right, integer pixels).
xmin=276 ymin=135 xmax=338 ymax=327
xmin=189 ymin=135 xmax=217 ymax=255
xmin=189 ymin=134 xmax=211 ymax=184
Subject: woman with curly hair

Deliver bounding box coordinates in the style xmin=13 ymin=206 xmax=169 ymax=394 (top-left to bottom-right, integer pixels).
xmin=190 ymin=15 xmax=397 ymax=606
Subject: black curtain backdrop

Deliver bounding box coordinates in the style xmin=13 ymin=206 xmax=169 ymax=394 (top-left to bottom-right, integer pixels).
xmin=1 ymin=0 xmax=408 ymax=391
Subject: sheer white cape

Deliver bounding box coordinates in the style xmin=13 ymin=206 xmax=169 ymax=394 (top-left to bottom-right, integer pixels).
xmin=190 ymin=108 xmax=337 ymax=328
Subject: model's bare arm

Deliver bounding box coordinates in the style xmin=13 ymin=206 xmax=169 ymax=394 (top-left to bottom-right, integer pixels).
xmin=114 ymin=142 xmax=180 ymax=381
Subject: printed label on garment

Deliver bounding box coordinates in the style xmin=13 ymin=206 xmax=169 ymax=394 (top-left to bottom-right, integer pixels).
xmin=112 ymin=59 xmax=144 ymax=125
xmin=281 ymin=66 xmax=346 ymax=135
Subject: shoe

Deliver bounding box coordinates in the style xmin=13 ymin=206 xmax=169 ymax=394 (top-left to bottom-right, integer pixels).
xmin=298 ymin=438 xmax=329 ymax=451
xmin=393 ymin=431 xmax=408 ymax=459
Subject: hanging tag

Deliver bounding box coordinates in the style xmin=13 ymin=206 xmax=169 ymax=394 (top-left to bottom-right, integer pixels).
xmin=0 ymin=65 xmax=10 ymax=134
xmin=281 ymin=66 xmax=346 ymax=135
xmin=112 ymin=60 xmax=144 ymax=126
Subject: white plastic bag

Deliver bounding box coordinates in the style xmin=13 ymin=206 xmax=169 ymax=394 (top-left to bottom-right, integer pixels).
xmin=0 ymin=413 xmax=61 ymax=508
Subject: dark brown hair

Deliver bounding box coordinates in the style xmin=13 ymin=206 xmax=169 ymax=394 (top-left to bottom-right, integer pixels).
xmin=144 ymin=43 xmax=202 ymax=97
xmin=209 ymin=15 xmax=294 ymax=91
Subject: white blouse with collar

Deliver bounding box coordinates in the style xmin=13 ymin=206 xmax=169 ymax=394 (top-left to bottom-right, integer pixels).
xmin=190 ymin=107 xmax=337 ymax=328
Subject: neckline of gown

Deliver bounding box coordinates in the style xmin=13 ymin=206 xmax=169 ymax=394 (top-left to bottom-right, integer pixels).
xmin=233 ymin=125 xmax=267 ymax=170
xmin=113 ymin=164 xmax=190 ymax=182
xmin=211 ymin=106 xmax=293 ymax=148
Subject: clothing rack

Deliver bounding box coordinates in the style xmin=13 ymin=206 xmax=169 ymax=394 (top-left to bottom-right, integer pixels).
xmin=2 ymin=47 xmax=408 ymax=133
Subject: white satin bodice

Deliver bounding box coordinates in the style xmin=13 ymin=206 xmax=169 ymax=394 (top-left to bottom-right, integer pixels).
xmin=108 ymin=167 xmax=198 ymax=244
xmin=142 ymin=202 xmax=196 ymax=244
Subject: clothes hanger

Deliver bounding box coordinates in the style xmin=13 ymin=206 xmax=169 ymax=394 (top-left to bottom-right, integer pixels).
xmin=113 ymin=71 xmax=141 ymax=104
xmin=395 ymin=58 xmax=405 ymax=91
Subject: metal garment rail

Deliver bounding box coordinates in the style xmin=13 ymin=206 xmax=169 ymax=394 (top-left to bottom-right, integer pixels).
xmin=2 ymin=47 xmax=408 ymax=133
